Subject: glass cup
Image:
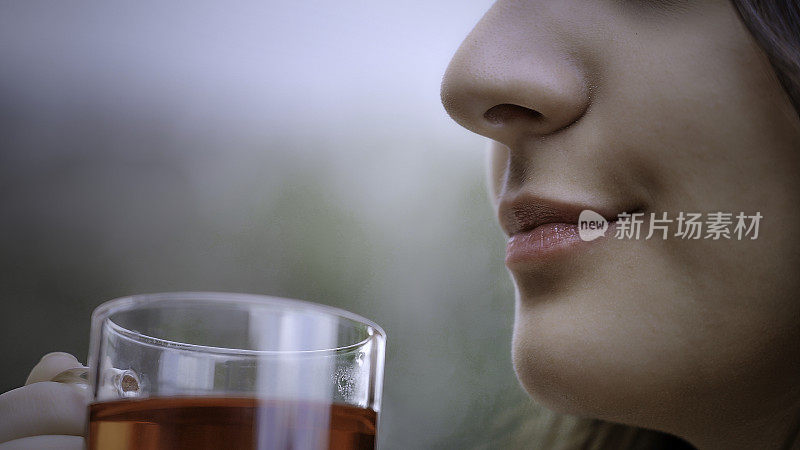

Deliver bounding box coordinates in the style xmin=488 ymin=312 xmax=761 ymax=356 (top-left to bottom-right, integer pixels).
xmin=82 ymin=292 xmax=386 ymax=450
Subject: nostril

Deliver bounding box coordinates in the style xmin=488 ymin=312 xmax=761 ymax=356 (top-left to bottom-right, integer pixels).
xmin=484 ymin=104 xmax=543 ymax=125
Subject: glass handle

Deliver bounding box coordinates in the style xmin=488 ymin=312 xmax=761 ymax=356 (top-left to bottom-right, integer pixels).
xmin=52 ymin=367 xmax=142 ymax=397
xmin=50 ymin=367 xmax=89 ymax=388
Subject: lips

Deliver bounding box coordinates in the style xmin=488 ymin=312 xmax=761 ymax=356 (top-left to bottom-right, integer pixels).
xmin=499 ymin=195 xmax=622 ymax=265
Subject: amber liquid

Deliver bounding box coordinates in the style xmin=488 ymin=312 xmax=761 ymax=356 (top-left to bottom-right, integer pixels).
xmin=88 ymin=397 xmax=377 ymax=450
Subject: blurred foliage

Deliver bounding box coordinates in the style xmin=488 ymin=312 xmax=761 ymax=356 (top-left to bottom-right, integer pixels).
xmin=0 ymin=1 xmax=577 ymax=447
xmin=0 ymin=97 xmax=561 ymax=447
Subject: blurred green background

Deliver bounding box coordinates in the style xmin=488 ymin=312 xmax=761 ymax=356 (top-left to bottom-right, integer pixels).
xmin=0 ymin=1 xmax=567 ymax=448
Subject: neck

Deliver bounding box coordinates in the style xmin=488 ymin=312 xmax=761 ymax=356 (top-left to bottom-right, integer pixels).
xmin=678 ymin=395 xmax=800 ymax=450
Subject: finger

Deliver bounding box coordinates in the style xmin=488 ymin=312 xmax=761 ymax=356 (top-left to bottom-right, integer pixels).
xmin=25 ymin=353 xmax=84 ymax=385
xmin=0 ymin=435 xmax=84 ymax=450
xmin=0 ymin=382 xmax=87 ymax=443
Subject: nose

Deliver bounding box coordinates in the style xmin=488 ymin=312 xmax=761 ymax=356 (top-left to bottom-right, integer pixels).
xmin=440 ymin=2 xmax=590 ymax=147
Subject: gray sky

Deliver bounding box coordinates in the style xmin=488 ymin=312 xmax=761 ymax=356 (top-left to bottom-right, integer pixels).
xmin=0 ymin=0 xmax=494 ymax=140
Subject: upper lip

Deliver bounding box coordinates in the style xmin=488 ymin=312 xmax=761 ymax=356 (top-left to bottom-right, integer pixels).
xmin=498 ymin=194 xmax=620 ymax=237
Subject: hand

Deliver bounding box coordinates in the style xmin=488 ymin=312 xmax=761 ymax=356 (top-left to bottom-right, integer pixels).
xmin=0 ymin=353 xmax=88 ymax=449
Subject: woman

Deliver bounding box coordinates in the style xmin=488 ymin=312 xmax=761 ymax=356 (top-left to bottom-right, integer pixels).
xmin=2 ymin=0 xmax=799 ymax=449
xmin=440 ymin=0 xmax=800 ymax=448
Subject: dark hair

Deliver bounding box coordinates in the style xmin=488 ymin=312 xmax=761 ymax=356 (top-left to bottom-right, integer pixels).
xmin=732 ymin=0 xmax=800 ymax=116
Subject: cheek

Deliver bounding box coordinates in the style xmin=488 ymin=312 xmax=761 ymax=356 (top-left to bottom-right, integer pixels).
xmin=602 ymin=1 xmax=800 ymax=211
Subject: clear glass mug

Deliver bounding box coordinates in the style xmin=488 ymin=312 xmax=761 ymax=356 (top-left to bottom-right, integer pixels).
xmin=66 ymin=292 xmax=386 ymax=450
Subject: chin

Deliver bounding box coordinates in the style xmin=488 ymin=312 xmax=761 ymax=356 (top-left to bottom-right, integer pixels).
xmin=510 ymin=314 xmax=606 ymax=418
xmin=508 ymin=285 xmax=691 ymax=432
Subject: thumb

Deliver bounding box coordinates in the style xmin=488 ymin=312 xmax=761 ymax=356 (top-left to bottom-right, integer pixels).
xmin=25 ymin=353 xmax=85 ymax=385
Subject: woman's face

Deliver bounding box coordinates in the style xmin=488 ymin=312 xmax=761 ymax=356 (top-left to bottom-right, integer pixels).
xmin=442 ymin=0 xmax=800 ymax=444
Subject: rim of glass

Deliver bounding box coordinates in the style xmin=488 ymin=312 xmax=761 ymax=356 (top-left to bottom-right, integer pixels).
xmin=92 ymin=292 xmax=386 ymax=356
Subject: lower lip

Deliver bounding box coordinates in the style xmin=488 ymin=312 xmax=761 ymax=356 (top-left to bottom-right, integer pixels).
xmin=505 ymin=223 xmax=585 ymax=266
